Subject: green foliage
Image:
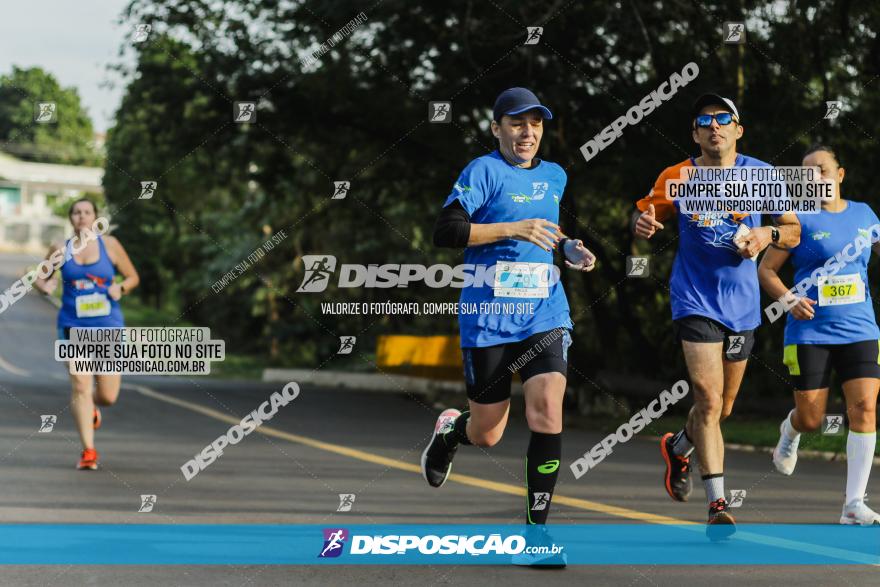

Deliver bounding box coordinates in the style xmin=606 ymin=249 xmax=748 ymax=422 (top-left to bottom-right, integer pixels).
xmin=49 ymin=191 xmax=106 ymax=220
xmin=0 ymin=66 xmax=101 ymax=165
xmin=105 ymin=0 xmax=880 ymax=397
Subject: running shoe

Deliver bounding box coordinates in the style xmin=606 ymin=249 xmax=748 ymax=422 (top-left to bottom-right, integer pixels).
xmin=93 ymin=407 xmax=102 ymax=430
xmin=420 ymin=408 xmax=461 ymax=488
xmin=840 ymin=498 xmax=880 ymax=526
xmin=706 ymin=498 xmax=736 ymax=540
xmin=77 ymin=448 xmax=99 ymax=470
xmin=512 ymin=525 xmax=567 ymax=568
xmin=660 ymin=432 xmax=692 ymax=501
xmin=772 ymin=419 xmax=799 ymax=475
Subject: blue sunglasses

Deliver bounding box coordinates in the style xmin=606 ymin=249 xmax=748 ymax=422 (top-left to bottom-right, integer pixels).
xmin=695 ymin=112 xmax=738 ymax=128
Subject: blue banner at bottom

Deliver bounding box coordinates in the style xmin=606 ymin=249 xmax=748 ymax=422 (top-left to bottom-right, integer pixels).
xmin=0 ymin=524 xmax=877 ymax=565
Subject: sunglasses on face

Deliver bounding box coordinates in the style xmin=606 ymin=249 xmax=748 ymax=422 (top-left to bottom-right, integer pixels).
xmin=695 ymin=112 xmax=738 ymax=128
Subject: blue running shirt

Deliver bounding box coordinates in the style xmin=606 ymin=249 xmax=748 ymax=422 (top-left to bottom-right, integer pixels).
xmin=636 ymin=154 xmax=778 ymax=332
xmin=784 ymin=200 xmax=880 ymax=345
xmin=443 ymin=150 xmax=572 ymax=348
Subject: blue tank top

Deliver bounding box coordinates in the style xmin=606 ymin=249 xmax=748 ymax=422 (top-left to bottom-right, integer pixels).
xmin=58 ymin=236 xmax=124 ymax=328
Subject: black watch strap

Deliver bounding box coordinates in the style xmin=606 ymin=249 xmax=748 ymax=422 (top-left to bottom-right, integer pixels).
xmin=771 ymin=226 xmax=780 ymax=243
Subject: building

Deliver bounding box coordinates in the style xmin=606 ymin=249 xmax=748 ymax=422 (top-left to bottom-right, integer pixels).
xmin=0 ymin=151 xmax=103 ymax=254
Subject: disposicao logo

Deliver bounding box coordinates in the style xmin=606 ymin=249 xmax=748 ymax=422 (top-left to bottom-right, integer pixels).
xmin=319 ymin=528 xmax=348 ymax=558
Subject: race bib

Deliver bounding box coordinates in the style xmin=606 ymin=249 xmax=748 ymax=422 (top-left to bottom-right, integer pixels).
xmin=76 ymin=293 xmax=111 ymax=318
xmin=817 ymin=274 xmax=865 ymax=307
xmin=493 ymin=262 xmax=551 ymax=299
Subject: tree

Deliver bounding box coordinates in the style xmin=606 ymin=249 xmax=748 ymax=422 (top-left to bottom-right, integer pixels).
xmin=105 ymin=0 xmax=880 ymax=395
xmin=0 ymin=66 xmax=100 ymax=165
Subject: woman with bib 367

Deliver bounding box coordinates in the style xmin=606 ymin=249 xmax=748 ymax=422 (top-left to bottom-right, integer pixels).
xmin=35 ymin=198 xmax=139 ymax=470
xmin=759 ymin=145 xmax=880 ymax=525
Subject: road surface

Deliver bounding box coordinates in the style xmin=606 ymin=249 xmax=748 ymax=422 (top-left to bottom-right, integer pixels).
xmin=0 ymin=253 xmax=876 ymax=586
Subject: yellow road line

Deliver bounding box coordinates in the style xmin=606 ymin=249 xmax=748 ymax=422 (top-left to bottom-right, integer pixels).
xmin=123 ymin=383 xmax=880 ymax=564
xmin=126 ymin=382 xmax=693 ymax=526
xmin=0 ymin=353 xmax=30 ymax=377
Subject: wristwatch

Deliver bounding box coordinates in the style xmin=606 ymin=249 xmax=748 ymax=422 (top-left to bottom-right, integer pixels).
xmin=120 ymin=283 xmax=127 ymax=294
xmin=770 ymin=227 xmax=780 ymax=243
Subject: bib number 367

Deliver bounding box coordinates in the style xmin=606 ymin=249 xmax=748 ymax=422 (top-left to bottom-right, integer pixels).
xmin=817 ymin=274 xmax=865 ymax=307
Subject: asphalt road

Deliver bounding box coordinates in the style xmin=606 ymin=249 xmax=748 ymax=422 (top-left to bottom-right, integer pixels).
xmin=0 ymin=252 xmax=877 ymax=586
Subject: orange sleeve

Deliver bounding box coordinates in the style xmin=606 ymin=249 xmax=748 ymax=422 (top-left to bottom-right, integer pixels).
xmin=634 ymin=160 xmax=692 ymax=222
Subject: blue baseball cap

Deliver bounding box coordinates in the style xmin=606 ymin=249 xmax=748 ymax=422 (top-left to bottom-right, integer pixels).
xmin=492 ymin=87 xmax=553 ymax=122
xmin=692 ymin=93 xmax=740 ymax=120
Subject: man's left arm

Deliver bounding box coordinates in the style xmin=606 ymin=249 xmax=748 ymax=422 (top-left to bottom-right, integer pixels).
xmin=736 ymin=212 xmax=800 ymax=258
xmin=772 ymin=212 xmax=801 ymax=249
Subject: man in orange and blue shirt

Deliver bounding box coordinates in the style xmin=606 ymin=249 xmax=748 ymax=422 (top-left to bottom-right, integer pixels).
xmin=632 ymin=93 xmax=801 ymax=534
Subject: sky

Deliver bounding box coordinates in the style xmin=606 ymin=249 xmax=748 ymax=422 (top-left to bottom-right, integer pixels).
xmin=0 ymin=0 xmax=134 ymax=133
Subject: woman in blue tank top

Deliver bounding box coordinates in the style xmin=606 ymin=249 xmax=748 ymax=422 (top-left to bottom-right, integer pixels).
xmin=759 ymin=145 xmax=880 ymax=525
xmin=34 ymin=199 xmax=140 ymax=471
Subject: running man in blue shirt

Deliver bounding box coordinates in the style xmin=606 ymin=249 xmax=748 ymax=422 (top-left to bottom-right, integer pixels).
xmin=420 ymin=88 xmax=596 ymax=565
xmin=633 ymin=94 xmax=801 ymax=534
xmin=759 ymin=145 xmax=880 ymax=525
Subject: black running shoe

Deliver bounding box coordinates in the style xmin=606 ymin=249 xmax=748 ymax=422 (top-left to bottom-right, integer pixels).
xmin=706 ymin=498 xmax=736 ymax=541
xmin=660 ymin=432 xmax=692 ymax=502
xmin=420 ymin=408 xmax=461 ymax=488
xmin=512 ymin=525 xmax=567 ymax=568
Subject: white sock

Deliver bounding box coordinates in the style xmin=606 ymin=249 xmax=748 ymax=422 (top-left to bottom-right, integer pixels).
xmin=782 ymin=409 xmax=800 ymax=440
xmin=671 ymin=429 xmax=694 ymax=457
xmin=845 ymin=430 xmax=876 ymax=505
xmin=702 ymin=474 xmax=724 ymax=503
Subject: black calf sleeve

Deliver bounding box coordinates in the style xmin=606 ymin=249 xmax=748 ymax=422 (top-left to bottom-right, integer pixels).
xmin=526 ymin=431 xmax=562 ymax=524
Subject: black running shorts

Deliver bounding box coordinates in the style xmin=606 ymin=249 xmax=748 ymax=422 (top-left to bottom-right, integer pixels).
xmin=461 ymin=328 xmax=571 ymax=404
xmin=783 ymin=340 xmax=880 ymax=390
xmin=672 ymin=315 xmax=755 ymax=362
